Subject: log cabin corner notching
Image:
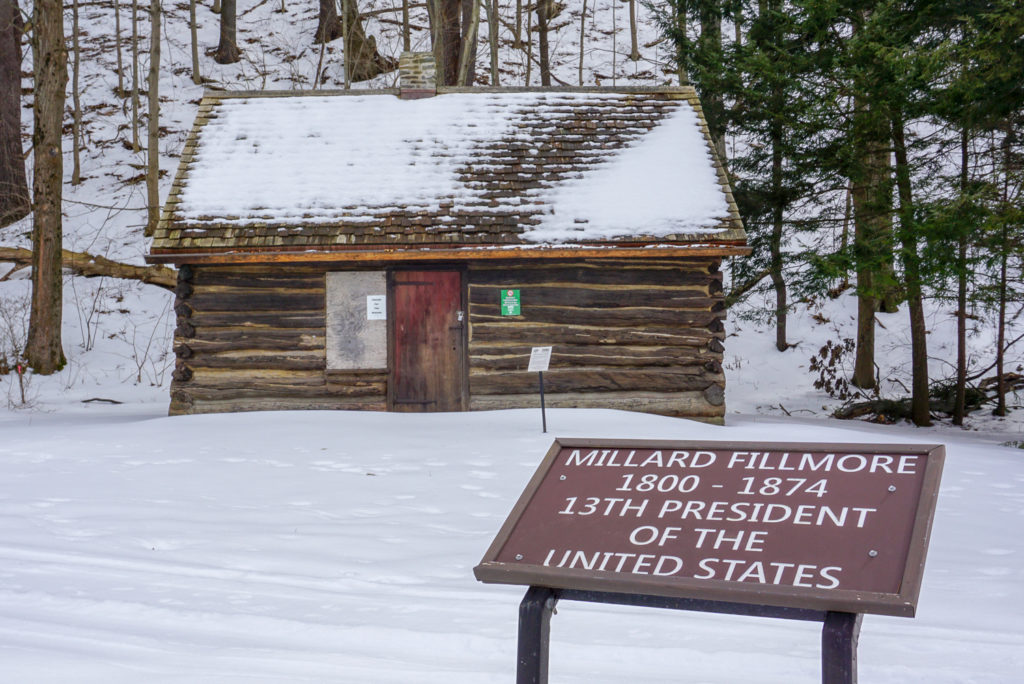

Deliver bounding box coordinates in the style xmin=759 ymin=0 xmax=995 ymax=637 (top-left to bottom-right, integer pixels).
xmin=146 ymin=78 xmax=749 ymax=423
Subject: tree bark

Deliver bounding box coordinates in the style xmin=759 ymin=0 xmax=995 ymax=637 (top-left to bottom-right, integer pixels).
xmin=770 ymin=115 xmax=787 ymax=351
xmin=114 ymin=0 xmax=125 ymax=96
xmin=25 ymin=0 xmax=67 ymax=374
xmin=850 ymin=88 xmax=893 ymax=391
xmin=628 ymin=0 xmax=640 ymax=61
xmin=513 ymin=0 xmax=522 ymax=48
xmin=457 ymin=0 xmax=480 ymax=85
xmin=892 ymin=113 xmax=930 ymax=426
xmin=0 ymin=247 xmax=177 ymax=290
xmin=215 ymin=0 xmax=241 ymax=64
xmin=432 ymin=0 xmax=461 ymax=85
xmin=578 ymin=0 xmax=586 ymax=85
xmin=131 ymin=0 xmax=140 ymax=150
xmin=459 ymin=0 xmax=478 ymax=85
xmin=536 ymin=0 xmax=550 ymax=86
xmin=675 ymin=3 xmax=687 ymax=84
xmin=341 ymin=0 xmax=397 ymax=82
xmin=71 ymin=0 xmax=82 ymax=186
xmin=0 ymin=0 xmax=29 ymax=228
xmin=993 ymin=124 xmax=1011 ymax=417
xmin=402 ymin=0 xmax=411 ymax=51
xmin=315 ymin=0 xmax=344 ymax=44
xmin=767 ymin=0 xmax=787 ymax=351
xmin=953 ymin=128 xmax=968 ymax=424
xmin=190 ymin=0 xmax=201 ymax=84
xmin=488 ymin=0 xmax=499 ymax=85
xmin=145 ymin=0 xmax=160 ymax=236
xmin=697 ymin=2 xmax=724 ymax=160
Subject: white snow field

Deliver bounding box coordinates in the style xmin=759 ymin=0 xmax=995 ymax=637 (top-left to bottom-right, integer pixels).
xmin=0 ymin=405 xmax=1021 ymax=683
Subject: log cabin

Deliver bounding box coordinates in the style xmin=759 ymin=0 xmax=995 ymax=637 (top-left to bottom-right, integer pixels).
xmin=147 ymin=53 xmax=748 ymax=422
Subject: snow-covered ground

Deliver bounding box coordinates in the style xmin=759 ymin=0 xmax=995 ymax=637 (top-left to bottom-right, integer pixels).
xmin=1 ymin=365 xmax=1022 ymax=682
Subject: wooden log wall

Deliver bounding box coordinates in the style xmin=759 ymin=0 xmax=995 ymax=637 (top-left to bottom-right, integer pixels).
xmin=170 ymin=257 xmax=728 ymax=422
xmin=170 ymin=264 xmax=386 ymax=415
xmin=466 ymin=258 xmax=727 ymax=423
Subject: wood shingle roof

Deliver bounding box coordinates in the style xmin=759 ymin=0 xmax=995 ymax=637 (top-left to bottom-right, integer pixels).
xmin=149 ymin=86 xmax=746 ymax=263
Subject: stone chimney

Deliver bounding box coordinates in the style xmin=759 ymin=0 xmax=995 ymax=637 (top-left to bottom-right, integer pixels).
xmin=399 ymin=51 xmax=437 ymax=100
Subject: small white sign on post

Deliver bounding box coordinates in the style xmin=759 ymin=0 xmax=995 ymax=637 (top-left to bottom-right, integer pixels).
xmin=366 ymin=295 xmax=387 ymax=320
xmin=528 ymin=346 xmax=552 ymax=372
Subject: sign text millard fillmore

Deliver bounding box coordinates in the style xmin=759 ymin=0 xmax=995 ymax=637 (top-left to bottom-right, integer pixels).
xmin=475 ymin=439 xmax=944 ymax=617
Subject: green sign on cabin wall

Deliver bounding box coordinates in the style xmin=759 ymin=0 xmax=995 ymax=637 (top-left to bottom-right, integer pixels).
xmin=501 ymin=289 xmax=521 ymax=316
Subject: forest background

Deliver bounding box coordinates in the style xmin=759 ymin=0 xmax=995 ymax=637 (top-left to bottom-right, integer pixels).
xmin=0 ymin=0 xmax=1021 ymax=427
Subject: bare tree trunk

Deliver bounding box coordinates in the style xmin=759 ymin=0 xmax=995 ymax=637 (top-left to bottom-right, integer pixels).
xmin=212 ymin=0 xmax=221 ymax=13
xmin=459 ymin=0 xmax=479 ymax=85
xmin=0 ymin=0 xmax=29 ymax=227
xmin=675 ymin=3 xmax=686 ymax=84
xmin=71 ymin=0 xmax=82 ymax=186
xmin=457 ymin=0 xmax=480 ymax=85
xmin=215 ymin=0 xmax=241 ymax=64
xmin=342 ymin=0 xmax=351 ymax=88
xmin=770 ymin=116 xmax=787 ymax=351
xmin=433 ymin=0 xmax=461 ymax=85
xmin=488 ymin=0 xmax=499 ymax=85
xmin=850 ymin=96 xmax=894 ymax=391
xmin=403 ymin=0 xmax=411 ymax=50
xmin=628 ymin=0 xmax=640 ymax=61
xmin=341 ymin=0 xmax=398 ymax=82
xmin=697 ymin=2 xmax=724 ymax=160
xmin=513 ymin=0 xmax=522 ymax=48
xmin=994 ymin=125 xmax=1011 ymax=417
xmin=839 ymin=181 xmax=852 ymax=288
xmin=524 ymin=0 xmax=531 ymax=85
xmin=25 ymin=0 xmax=67 ymax=374
xmin=734 ymin=3 xmax=742 ymax=45
xmin=994 ymin=222 xmax=1008 ymax=417
xmin=131 ymin=0 xmax=140 ymax=151
xmin=190 ymin=0 xmax=201 ymax=84
xmin=578 ymin=0 xmax=586 ymax=85
xmin=315 ymin=0 xmax=343 ymax=43
xmin=113 ymin=0 xmax=125 ymax=96
xmin=146 ymin=0 xmax=160 ymax=236
xmin=536 ymin=0 xmax=550 ymax=86
xmin=953 ymin=128 xmax=968 ymax=424
xmin=893 ymin=113 xmax=931 ymax=426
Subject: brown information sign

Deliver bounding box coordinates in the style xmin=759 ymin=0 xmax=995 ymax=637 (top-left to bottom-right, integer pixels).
xmin=475 ymin=439 xmax=944 ymax=617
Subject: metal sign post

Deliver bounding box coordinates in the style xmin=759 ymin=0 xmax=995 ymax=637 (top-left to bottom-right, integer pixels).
xmin=516 ymin=588 xmax=863 ymax=684
xmin=528 ymin=347 xmax=552 ymax=433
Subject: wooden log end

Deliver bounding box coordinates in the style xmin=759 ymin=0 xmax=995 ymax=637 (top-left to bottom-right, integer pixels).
xmin=703 ymin=383 xmax=725 ymax=406
xmin=172 ymin=364 xmax=194 ymax=383
xmin=176 ymin=321 xmax=196 ymax=339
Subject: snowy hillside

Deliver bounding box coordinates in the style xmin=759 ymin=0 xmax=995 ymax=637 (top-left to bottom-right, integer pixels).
xmin=2 ymin=0 xmax=1021 ymax=422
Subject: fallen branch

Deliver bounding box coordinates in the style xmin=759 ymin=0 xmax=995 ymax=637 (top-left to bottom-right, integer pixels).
xmin=0 ymin=247 xmax=176 ymax=290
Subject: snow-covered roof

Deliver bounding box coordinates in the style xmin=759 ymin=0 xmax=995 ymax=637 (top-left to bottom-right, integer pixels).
xmin=151 ymin=87 xmax=745 ymax=257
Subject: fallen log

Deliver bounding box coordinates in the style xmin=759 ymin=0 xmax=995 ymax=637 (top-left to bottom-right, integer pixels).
xmin=0 ymin=247 xmax=176 ymax=290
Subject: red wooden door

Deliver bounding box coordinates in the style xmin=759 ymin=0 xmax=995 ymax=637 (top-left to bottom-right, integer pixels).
xmin=390 ymin=270 xmax=465 ymax=412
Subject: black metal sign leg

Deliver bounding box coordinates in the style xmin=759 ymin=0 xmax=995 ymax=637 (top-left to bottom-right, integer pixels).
xmin=821 ymin=612 xmax=863 ymax=684
xmin=517 ymin=586 xmax=558 ymax=684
